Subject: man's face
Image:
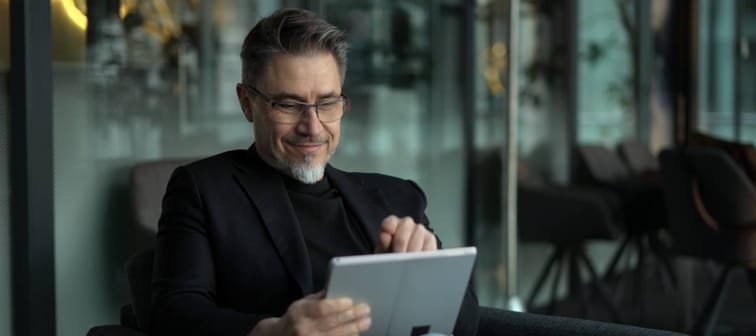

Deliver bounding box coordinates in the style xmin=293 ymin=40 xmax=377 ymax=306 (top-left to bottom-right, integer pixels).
xmin=238 ymin=53 xmax=343 ymax=183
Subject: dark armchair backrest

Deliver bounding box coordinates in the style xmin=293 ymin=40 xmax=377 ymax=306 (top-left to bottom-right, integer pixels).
xmin=617 ymin=140 xmax=659 ymax=174
xmin=130 ymin=159 xmax=192 ymax=234
xmin=658 ymin=147 xmax=754 ymax=261
xmin=576 ymin=145 xmax=630 ymax=184
xmin=687 ymin=148 xmax=756 ymax=227
xmin=658 ymin=148 xmax=719 ymax=258
xmin=125 ymin=248 xmax=155 ymax=333
xmin=125 ymin=159 xmax=191 ymax=331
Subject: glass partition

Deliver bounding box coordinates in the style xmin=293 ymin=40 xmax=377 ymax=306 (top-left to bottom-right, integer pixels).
xmin=577 ymin=0 xmax=636 ymax=146
xmin=696 ymin=0 xmax=756 ymax=143
xmin=696 ymin=0 xmax=737 ymax=139
xmin=472 ymin=0 xmax=511 ymax=308
xmin=506 ymin=0 xmax=575 ymax=310
xmin=738 ymin=1 xmax=756 ymax=141
xmin=321 ymin=0 xmax=520 ymax=307
xmin=49 ymin=1 xmax=286 ymax=334
xmin=322 ymin=0 xmax=466 ymax=247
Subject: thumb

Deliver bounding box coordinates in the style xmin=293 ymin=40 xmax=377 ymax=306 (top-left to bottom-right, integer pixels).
xmin=309 ymin=290 xmax=325 ymax=299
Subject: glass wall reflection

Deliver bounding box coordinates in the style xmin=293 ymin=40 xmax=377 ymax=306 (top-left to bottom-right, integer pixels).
xmin=740 ymin=1 xmax=756 ymax=141
xmin=508 ymin=0 xmax=574 ymax=310
xmin=45 ymin=0 xmax=475 ymax=333
xmin=322 ymin=0 xmax=467 ymax=247
xmin=696 ymin=0 xmax=756 ymax=143
xmin=49 ymin=1 xmax=285 ymax=334
xmin=696 ymin=0 xmax=737 ymax=139
xmin=472 ymin=0 xmax=508 ymax=308
xmin=577 ymin=0 xmax=636 ymax=146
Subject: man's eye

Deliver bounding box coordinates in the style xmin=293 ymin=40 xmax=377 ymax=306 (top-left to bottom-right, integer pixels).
xmin=274 ymin=102 xmax=300 ymax=111
xmin=319 ymin=101 xmax=339 ymax=109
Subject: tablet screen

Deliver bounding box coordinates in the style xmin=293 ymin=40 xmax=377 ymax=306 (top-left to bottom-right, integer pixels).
xmin=325 ymin=247 xmax=477 ymax=336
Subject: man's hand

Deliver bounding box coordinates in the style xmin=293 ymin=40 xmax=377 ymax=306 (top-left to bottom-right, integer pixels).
xmin=376 ymin=215 xmax=438 ymax=253
xmin=249 ymin=291 xmax=371 ymax=336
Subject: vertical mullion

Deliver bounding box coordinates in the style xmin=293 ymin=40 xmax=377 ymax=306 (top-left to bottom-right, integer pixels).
xmin=9 ymin=1 xmax=56 ymax=336
xmin=504 ymin=0 xmax=521 ymax=308
xmin=567 ymin=0 xmax=578 ymax=179
xmin=636 ymin=0 xmax=652 ymax=143
xmin=734 ymin=0 xmax=743 ymax=141
xmin=462 ymin=0 xmax=476 ymax=247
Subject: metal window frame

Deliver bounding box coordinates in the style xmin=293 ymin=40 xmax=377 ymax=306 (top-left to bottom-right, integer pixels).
xmin=9 ymin=1 xmax=56 ymax=336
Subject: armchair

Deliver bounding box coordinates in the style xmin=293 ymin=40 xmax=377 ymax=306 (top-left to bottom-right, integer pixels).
xmin=575 ymin=144 xmax=675 ymax=300
xmin=519 ymin=182 xmax=623 ymax=321
xmin=88 ymin=158 xmax=192 ymax=336
xmin=658 ymin=148 xmax=756 ymax=336
xmin=129 ymin=159 xmax=193 ymax=252
xmin=617 ymin=140 xmax=660 ymax=175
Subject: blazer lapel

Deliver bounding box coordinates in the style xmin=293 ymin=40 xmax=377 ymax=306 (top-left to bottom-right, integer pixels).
xmin=232 ymin=149 xmax=313 ymax=296
xmin=326 ymin=166 xmax=388 ymax=250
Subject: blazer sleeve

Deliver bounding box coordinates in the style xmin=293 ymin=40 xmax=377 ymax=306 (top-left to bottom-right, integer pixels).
xmin=151 ymin=166 xmax=270 ymax=336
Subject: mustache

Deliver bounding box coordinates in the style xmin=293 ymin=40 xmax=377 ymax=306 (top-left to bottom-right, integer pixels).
xmin=284 ymin=135 xmax=330 ymax=145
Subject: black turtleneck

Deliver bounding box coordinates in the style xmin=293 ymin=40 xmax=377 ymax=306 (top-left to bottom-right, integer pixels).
xmin=282 ymin=175 xmax=372 ymax=291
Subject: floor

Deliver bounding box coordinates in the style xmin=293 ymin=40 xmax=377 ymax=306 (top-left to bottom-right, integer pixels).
xmin=530 ymin=255 xmax=756 ymax=335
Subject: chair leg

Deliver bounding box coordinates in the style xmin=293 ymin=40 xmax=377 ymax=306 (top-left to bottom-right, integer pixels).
xmin=548 ymin=252 xmax=565 ymax=315
xmin=633 ymin=235 xmax=646 ymax=323
xmin=526 ymin=247 xmax=563 ymax=311
xmin=577 ymin=246 xmax=624 ymax=323
xmin=691 ymin=264 xmax=735 ymax=336
xmin=568 ymin=248 xmax=588 ymax=317
xmin=604 ymin=235 xmax=632 ymax=282
xmin=648 ymin=231 xmax=678 ymax=291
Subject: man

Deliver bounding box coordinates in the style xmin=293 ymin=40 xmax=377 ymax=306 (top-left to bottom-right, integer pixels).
xmin=152 ymin=8 xmax=479 ymax=336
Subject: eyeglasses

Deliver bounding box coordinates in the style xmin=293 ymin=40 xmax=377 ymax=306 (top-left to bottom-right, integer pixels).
xmin=242 ymin=83 xmax=350 ymax=124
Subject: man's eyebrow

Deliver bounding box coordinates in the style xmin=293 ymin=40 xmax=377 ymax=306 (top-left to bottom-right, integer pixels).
xmin=269 ymin=91 xmax=341 ymax=101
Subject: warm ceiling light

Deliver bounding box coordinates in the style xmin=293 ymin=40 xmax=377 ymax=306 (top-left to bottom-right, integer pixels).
xmin=60 ymin=0 xmax=88 ymax=30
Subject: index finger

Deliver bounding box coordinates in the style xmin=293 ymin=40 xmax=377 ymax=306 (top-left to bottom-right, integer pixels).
xmin=379 ymin=215 xmax=400 ymax=234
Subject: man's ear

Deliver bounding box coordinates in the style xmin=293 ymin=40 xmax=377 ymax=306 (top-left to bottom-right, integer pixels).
xmin=236 ymin=84 xmax=254 ymax=123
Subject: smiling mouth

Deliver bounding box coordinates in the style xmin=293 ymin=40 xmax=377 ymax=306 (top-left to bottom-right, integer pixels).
xmin=289 ymin=142 xmax=324 ymax=154
xmin=284 ymin=135 xmax=330 ymax=154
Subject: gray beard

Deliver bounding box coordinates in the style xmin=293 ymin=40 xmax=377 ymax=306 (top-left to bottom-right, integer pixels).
xmin=287 ymin=155 xmax=325 ymax=184
xmin=272 ymin=152 xmax=328 ymax=184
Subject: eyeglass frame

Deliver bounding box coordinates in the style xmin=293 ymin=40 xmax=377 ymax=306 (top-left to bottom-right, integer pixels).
xmin=240 ymin=83 xmax=351 ymax=124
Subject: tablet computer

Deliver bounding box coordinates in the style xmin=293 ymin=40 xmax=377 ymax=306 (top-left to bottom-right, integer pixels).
xmin=325 ymin=247 xmax=477 ymax=336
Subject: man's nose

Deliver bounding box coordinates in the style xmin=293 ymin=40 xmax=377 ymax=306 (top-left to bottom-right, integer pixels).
xmin=296 ymin=107 xmax=323 ymax=134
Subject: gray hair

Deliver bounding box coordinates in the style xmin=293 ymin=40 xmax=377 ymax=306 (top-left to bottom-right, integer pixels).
xmin=240 ymin=8 xmax=349 ymax=85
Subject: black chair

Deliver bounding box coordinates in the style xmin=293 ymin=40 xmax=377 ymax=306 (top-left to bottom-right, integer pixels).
xmin=475 ymin=148 xmax=624 ymax=321
xmin=129 ymin=159 xmax=193 ymax=253
xmin=89 ymin=159 xmax=190 ymax=336
xmin=519 ymin=182 xmax=624 ymax=322
xmin=658 ymin=147 xmax=756 ymax=336
xmin=88 ymin=249 xmax=153 ymax=336
xmin=617 ymin=140 xmax=659 ymax=175
xmin=575 ymin=145 xmax=675 ymax=292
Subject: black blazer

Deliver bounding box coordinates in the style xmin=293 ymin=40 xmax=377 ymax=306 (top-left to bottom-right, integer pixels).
xmin=152 ymin=147 xmax=479 ymax=336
